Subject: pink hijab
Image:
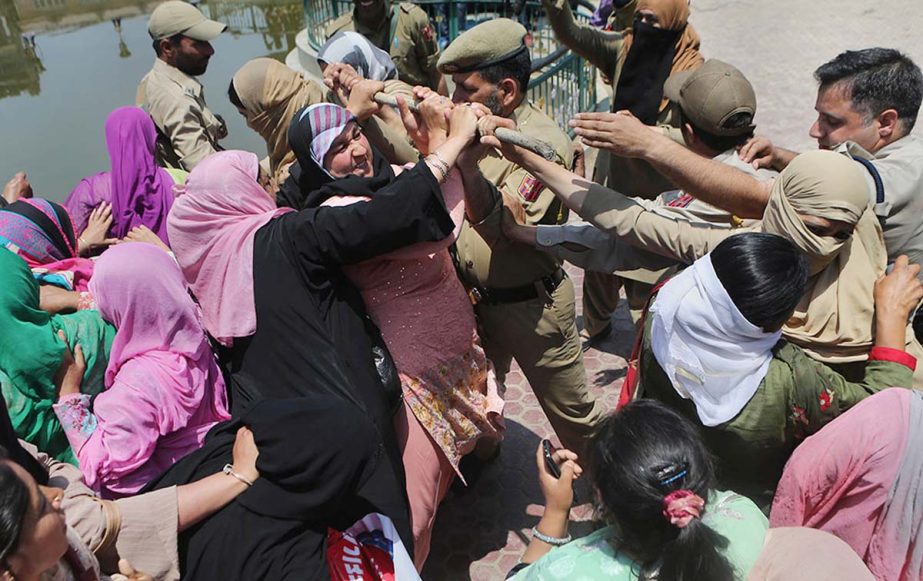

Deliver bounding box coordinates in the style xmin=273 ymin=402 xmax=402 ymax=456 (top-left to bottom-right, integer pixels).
xmin=167 ymin=150 xmax=293 ymax=346
xmin=88 ymin=242 xmax=229 ymax=420
xmin=771 ymin=388 xmax=923 ymax=580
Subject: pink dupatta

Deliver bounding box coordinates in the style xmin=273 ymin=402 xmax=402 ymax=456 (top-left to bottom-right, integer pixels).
xmin=167 ymin=151 xmax=293 ymax=346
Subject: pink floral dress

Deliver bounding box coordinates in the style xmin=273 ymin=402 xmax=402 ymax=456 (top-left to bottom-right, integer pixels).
xmin=323 ymin=167 xmax=503 ymax=476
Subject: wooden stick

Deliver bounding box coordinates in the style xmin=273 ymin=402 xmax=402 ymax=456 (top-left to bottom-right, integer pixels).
xmin=373 ymin=93 xmax=558 ymax=161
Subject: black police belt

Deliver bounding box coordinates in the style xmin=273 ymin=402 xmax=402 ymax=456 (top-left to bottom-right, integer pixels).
xmin=468 ymin=268 xmax=566 ymax=305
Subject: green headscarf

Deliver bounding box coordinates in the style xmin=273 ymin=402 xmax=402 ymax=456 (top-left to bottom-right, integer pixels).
xmin=0 ymin=249 xmax=114 ymax=463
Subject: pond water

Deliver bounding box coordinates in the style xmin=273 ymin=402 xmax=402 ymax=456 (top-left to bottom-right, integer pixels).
xmin=0 ymin=0 xmax=305 ymax=201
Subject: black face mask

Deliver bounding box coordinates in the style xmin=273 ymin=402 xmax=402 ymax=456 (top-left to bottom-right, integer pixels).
xmin=612 ymin=20 xmax=682 ymax=125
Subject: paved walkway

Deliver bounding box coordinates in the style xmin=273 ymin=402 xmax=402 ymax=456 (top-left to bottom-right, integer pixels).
xmin=422 ymin=1 xmax=923 ymax=578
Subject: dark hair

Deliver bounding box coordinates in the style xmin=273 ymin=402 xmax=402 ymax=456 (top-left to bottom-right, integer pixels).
xmin=589 ymin=400 xmax=734 ymax=581
xmin=0 ymin=448 xmax=30 ymax=573
xmin=152 ymin=33 xmax=184 ymax=57
xmin=228 ymin=78 xmax=244 ymax=109
xmin=710 ymin=233 xmax=808 ymax=332
xmin=478 ymin=49 xmax=532 ymax=97
xmin=814 ymin=48 xmax=923 ymax=133
xmin=680 ymin=110 xmax=754 ymax=152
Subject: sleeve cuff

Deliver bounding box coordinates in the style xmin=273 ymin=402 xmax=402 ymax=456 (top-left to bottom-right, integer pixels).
xmin=869 ymin=346 xmax=917 ymax=370
xmin=536 ymin=225 xmax=567 ymax=247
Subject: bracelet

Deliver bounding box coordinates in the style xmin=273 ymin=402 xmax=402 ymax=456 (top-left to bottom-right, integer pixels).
xmin=531 ymin=526 xmax=571 ymax=546
xmin=222 ymin=463 xmax=254 ymax=487
xmin=430 ymin=150 xmax=451 ymax=173
xmin=427 ymin=151 xmax=451 ymax=181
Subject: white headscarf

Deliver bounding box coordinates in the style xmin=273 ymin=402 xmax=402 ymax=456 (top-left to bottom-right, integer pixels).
xmin=317 ymin=31 xmax=398 ymax=82
xmin=650 ymin=252 xmax=781 ymax=426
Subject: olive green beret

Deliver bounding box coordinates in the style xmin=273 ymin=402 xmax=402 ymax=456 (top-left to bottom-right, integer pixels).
xmin=437 ymin=19 xmax=529 ymax=74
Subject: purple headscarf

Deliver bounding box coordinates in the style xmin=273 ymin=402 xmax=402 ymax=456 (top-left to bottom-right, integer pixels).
xmin=105 ymin=107 xmax=175 ymax=243
xmin=64 ymin=172 xmax=112 ymax=236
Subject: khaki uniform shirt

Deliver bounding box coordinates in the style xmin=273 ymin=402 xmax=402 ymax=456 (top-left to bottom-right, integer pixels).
xmin=542 ymin=0 xmax=681 ymax=199
xmin=536 ymin=150 xmax=769 ymax=278
xmin=326 ymin=3 xmax=440 ymax=89
xmin=136 ymin=59 xmax=225 ymax=171
xmin=561 ymin=150 xmax=767 ymax=277
xmin=456 ymin=100 xmax=575 ymax=289
xmin=846 ymin=135 xmax=923 ymax=271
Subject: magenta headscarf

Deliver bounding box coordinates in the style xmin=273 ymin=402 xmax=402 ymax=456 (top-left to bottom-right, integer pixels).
xmin=88 ymin=243 xmax=228 ymax=420
xmin=771 ymin=388 xmax=923 ymax=580
xmin=105 ymin=107 xmax=175 ymax=243
xmin=167 ymin=151 xmax=293 ymax=347
xmin=63 ymin=172 xmax=112 ymax=236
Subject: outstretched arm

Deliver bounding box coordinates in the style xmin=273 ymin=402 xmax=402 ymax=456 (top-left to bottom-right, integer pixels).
xmin=571 ymin=111 xmax=773 ymax=219
xmin=482 ymin=132 xmax=735 ymax=264
xmin=541 ymin=0 xmax=624 ymax=78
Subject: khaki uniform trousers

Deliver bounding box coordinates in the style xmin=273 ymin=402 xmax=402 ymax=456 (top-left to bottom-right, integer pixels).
xmin=475 ymin=275 xmax=603 ymax=455
xmin=582 ymin=272 xmax=655 ymax=332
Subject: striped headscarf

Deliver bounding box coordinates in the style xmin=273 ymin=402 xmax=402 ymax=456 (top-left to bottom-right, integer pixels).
xmin=299 ymin=103 xmax=356 ymax=177
xmin=0 ymin=199 xmax=95 ymax=291
xmin=0 ymin=198 xmax=78 ymax=265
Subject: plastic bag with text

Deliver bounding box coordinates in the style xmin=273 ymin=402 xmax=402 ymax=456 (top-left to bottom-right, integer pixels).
xmin=327 ymin=513 xmax=420 ymax=581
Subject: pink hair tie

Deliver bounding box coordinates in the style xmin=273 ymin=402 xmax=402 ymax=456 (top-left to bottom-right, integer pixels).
xmin=662 ymin=490 xmax=705 ymax=529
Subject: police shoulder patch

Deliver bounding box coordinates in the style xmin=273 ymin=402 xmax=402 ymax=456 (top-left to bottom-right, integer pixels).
xmin=518 ymin=174 xmax=544 ymax=202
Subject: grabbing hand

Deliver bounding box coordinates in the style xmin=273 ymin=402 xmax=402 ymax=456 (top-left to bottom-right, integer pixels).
xmin=323 ymin=62 xmax=361 ymax=95
xmin=112 ymin=559 xmax=154 ymax=581
xmin=2 ymin=172 xmax=33 ymax=205
xmin=53 ymin=330 xmax=85 ymax=399
xmin=875 ymin=255 xmax=923 ymax=321
xmin=738 ymin=135 xmax=777 ymax=170
xmin=444 ymin=102 xmax=484 ymax=148
xmin=231 ymin=426 xmax=260 ymax=484
xmin=535 ymin=441 xmax=581 ymax=514
xmin=399 ymin=93 xmax=455 ymax=153
xmin=78 ymin=202 xmax=117 ymax=256
xmin=123 ymin=225 xmax=170 ymax=253
xmin=346 ymin=79 xmax=385 ymax=122
xmin=455 ymin=105 xmax=499 ymax=167
xmin=569 ymin=110 xmax=660 ymax=158
xmin=478 ymin=117 xmax=531 ymax=166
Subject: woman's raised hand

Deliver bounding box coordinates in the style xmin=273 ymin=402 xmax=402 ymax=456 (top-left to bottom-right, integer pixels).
xmin=78 ymin=202 xmax=117 ymax=256
xmin=345 ymin=79 xmax=384 ymax=122
xmin=873 ymin=255 xmax=923 ymax=350
xmin=875 ymin=255 xmax=923 ymax=320
xmin=535 ymin=441 xmax=581 ymax=514
xmin=2 ymin=171 xmax=32 ymax=205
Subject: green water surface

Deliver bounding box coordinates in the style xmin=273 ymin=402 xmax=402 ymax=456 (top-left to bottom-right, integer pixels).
xmin=0 ymin=0 xmax=305 ymax=201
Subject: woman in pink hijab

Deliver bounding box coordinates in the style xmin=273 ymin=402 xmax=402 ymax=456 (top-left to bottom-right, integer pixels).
xmin=52 ymin=243 xmax=230 ymax=498
xmin=771 ymin=388 xmax=923 ymax=580
xmin=64 ymin=107 xmax=182 ymax=245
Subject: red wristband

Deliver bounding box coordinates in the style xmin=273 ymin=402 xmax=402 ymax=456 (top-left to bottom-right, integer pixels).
xmin=869 ymin=346 xmax=917 ymax=371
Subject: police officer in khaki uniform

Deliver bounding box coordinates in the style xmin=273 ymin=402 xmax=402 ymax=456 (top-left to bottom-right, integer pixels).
xmin=325 ymin=0 xmax=443 ymax=92
xmin=507 ymin=60 xmax=772 ymax=320
xmin=137 ymin=1 xmax=227 ymax=171
xmin=438 ymin=19 xmax=603 ymax=454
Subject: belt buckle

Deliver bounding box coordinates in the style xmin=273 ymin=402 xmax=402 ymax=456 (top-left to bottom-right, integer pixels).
xmin=468 ymin=287 xmax=483 ymax=305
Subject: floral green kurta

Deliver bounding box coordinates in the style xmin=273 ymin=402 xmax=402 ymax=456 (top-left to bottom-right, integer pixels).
xmin=637 ymin=308 xmax=914 ymax=508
